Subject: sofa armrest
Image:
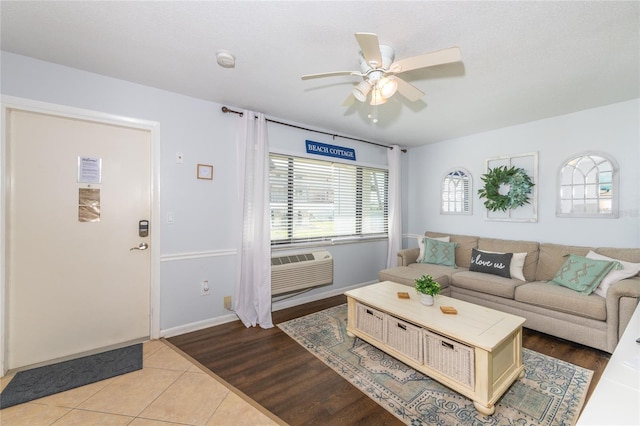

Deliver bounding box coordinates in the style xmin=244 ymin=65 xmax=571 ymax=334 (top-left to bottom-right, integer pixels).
xmin=608 ymin=277 xmax=640 ymax=299
xmin=606 ymin=276 xmax=640 ymax=351
xmin=397 ymin=248 xmax=420 ymax=266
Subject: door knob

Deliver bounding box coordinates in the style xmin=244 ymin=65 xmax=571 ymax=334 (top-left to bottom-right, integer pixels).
xmin=130 ymin=243 xmax=149 ymax=251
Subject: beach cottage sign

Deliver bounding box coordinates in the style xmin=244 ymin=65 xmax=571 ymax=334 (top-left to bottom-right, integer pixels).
xmin=306 ymin=140 xmax=356 ymax=161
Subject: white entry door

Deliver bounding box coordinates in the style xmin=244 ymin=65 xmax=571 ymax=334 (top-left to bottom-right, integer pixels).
xmin=6 ymin=107 xmax=152 ymax=370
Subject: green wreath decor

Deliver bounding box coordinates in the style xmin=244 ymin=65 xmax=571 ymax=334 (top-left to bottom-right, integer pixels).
xmin=478 ymin=166 xmax=534 ymax=212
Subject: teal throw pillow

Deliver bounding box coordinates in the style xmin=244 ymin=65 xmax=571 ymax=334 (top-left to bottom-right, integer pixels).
xmin=552 ymin=254 xmax=621 ymax=295
xmin=420 ymin=238 xmax=458 ymax=268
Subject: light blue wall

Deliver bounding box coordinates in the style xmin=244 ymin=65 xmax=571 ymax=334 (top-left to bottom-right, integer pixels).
xmin=403 ymin=99 xmax=640 ymax=249
xmin=1 ymin=51 xmax=389 ymax=334
xmin=3 ymin=51 xmax=638 ymax=337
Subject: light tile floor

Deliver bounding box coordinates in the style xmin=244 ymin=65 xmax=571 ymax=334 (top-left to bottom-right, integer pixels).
xmin=0 ymin=340 xmax=283 ymax=426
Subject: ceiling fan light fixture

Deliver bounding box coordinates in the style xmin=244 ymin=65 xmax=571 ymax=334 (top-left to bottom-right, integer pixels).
xmin=301 ymin=32 xmax=462 ymax=112
xmin=353 ymin=80 xmax=372 ymax=102
xmin=378 ymin=76 xmax=398 ymax=98
xmin=369 ymin=88 xmax=388 ymax=106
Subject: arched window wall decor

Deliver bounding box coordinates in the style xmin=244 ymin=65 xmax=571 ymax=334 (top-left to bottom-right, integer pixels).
xmin=441 ymin=168 xmax=472 ymax=215
xmin=557 ymin=152 xmax=619 ymax=218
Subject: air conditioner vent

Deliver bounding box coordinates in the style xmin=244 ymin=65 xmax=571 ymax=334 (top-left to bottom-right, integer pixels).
xmin=271 ymin=251 xmax=333 ymax=295
xmin=271 ymin=253 xmax=315 ymax=266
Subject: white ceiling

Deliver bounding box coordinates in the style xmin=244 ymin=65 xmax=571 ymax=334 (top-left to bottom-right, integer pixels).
xmin=1 ymin=1 xmax=638 ymax=148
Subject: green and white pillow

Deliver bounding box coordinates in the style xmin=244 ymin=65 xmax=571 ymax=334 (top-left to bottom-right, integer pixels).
xmin=420 ymin=238 xmax=458 ymax=268
xmin=417 ymin=235 xmax=450 ymax=263
xmin=552 ymin=254 xmax=621 ymax=295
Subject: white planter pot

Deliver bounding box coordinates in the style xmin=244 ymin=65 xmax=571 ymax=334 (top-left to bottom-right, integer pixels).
xmin=420 ymin=294 xmax=434 ymax=306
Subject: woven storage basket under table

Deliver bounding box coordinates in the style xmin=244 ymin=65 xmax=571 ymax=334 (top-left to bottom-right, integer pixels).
xmin=423 ymin=328 xmax=475 ymax=389
xmin=355 ymin=303 xmax=385 ymax=341
xmin=384 ymin=315 xmax=423 ymax=363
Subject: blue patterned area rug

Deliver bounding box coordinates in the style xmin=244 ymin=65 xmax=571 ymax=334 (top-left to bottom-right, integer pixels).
xmin=277 ymin=304 xmax=592 ymax=426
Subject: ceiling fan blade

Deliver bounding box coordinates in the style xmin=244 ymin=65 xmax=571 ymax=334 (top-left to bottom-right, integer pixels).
xmin=355 ymin=32 xmax=383 ymax=68
xmin=301 ymin=71 xmax=359 ymax=80
xmin=394 ymin=77 xmax=425 ymax=102
xmin=342 ymin=93 xmax=355 ymax=107
xmin=390 ymin=46 xmax=461 ymax=74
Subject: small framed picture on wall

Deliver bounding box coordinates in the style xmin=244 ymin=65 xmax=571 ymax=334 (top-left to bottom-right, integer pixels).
xmin=197 ymin=164 xmax=213 ymax=180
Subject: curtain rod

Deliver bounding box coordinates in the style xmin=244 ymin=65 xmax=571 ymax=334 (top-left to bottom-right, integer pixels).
xmin=221 ymin=106 xmax=406 ymax=152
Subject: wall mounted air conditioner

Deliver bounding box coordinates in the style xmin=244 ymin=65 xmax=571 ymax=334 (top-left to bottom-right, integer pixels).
xmin=271 ymin=251 xmax=333 ymax=295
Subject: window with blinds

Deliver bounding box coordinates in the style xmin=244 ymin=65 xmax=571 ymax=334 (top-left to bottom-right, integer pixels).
xmin=441 ymin=168 xmax=472 ymax=215
xmin=269 ymin=153 xmax=388 ymax=245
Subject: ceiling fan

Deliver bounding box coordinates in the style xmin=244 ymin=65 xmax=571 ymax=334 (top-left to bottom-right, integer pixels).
xmin=302 ymin=33 xmax=461 ymax=108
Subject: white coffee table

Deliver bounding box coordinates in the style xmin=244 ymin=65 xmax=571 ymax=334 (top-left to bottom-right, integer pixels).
xmin=345 ymin=281 xmax=526 ymax=415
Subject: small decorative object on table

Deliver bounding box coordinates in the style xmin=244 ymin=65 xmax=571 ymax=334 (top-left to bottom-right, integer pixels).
xmin=397 ymin=292 xmax=410 ymax=299
xmin=414 ymin=274 xmax=441 ymax=306
xmin=440 ymin=306 xmax=458 ymax=315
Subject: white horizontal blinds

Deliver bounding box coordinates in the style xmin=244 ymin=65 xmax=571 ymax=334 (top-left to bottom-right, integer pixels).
xmin=441 ymin=177 xmax=453 ymax=212
xmin=269 ymin=155 xmax=290 ymax=241
xmin=461 ymin=177 xmax=470 ymax=211
xmin=332 ymin=163 xmax=357 ymax=237
xmin=361 ymin=167 xmax=388 ymax=234
xmin=269 ymin=153 xmax=388 ymax=244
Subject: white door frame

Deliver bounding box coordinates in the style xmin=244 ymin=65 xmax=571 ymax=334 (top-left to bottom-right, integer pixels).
xmin=0 ymin=95 xmax=161 ymax=376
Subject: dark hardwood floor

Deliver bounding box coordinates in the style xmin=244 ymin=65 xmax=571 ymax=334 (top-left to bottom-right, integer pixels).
xmin=167 ymin=295 xmax=610 ymax=425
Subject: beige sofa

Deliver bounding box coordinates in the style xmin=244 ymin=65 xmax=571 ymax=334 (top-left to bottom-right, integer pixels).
xmin=379 ymin=231 xmax=640 ymax=353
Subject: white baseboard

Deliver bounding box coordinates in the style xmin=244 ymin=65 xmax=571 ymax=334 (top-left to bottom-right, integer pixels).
xmin=271 ymin=280 xmax=376 ymax=312
xmin=160 ymin=280 xmax=377 ymax=338
xmin=161 ymin=312 xmax=239 ymax=338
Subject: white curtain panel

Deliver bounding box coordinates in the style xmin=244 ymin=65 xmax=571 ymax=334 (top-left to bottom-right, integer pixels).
xmin=386 ymin=145 xmax=402 ymax=269
xmin=234 ymin=110 xmax=273 ymax=329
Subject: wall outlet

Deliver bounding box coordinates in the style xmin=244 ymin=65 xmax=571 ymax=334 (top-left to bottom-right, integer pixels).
xmin=224 ymin=296 xmax=232 ymax=310
xmin=201 ymin=280 xmax=210 ymax=296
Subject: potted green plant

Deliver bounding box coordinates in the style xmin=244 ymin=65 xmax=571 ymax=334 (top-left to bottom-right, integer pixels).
xmin=415 ymin=274 xmax=441 ymax=306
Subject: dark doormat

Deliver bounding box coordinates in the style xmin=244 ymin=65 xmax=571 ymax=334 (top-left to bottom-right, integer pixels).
xmin=0 ymin=343 xmax=142 ymax=409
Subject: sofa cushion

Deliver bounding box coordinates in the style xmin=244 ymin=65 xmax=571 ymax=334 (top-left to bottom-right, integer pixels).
xmin=478 ymin=238 xmax=539 ymax=281
xmin=451 ymin=271 xmax=526 ymax=299
xmin=469 ymin=248 xmax=513 ymax=278
xmin=426 ymin=232 xmax=478 ymax=269
xmin=407 ymin=263 xmax=462 ymax=283
xmin=595 ymin=247 xmax=640 ymax=263
xmin=535 ymin=243 xmax=594 ymax=282
xmin=378 ymin=265 xmax=450 ymax=288
xmin=419 ymin=239 xmax=457 ymax=267
xmin=515 ymin=282 xmax=606 ymax=321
